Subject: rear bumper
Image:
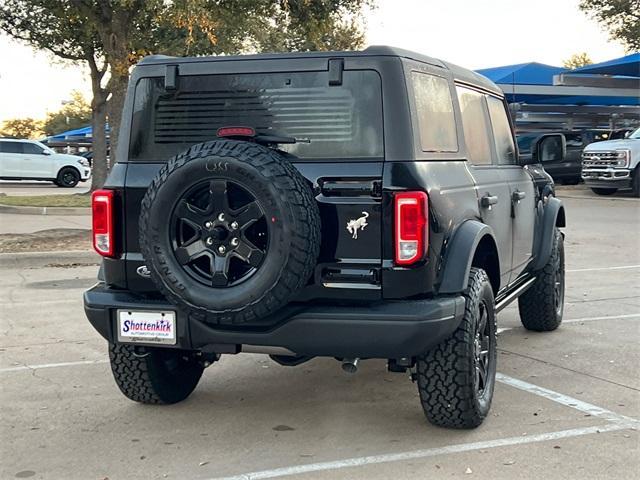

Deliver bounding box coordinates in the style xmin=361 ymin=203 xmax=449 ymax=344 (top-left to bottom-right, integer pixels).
xmin=83 ymin=283 xmax=465 ymax=358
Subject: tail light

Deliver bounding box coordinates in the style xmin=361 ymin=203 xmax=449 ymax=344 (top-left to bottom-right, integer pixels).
xmin=394 ymin=191 xmax=428 ymax=265
xmin=92 ymin=189 xmax=115 ymax=257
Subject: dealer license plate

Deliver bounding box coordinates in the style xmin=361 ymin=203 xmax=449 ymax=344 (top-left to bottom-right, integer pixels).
xmin=117 ymin=310 xmax=177 ymax=345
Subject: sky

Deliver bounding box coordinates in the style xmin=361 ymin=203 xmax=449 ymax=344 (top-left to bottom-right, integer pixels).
xmin=0 ymin=0 xmax=628 ymax=123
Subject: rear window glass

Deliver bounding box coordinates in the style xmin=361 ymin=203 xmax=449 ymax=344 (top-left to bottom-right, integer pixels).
xmin=129 ymin=70 xmax=383 ymax=162
xmin=411 ymin=72 xmax=458 ymax=152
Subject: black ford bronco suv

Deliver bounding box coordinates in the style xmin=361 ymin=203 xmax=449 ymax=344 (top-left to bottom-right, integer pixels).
xmin=84 ymin=46 xmax=567 ymax=429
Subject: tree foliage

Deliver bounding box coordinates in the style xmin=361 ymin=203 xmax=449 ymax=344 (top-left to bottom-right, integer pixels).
xmin=579 ymin=0 xmax=640 ymax=52
xmin=43 ymin=91 xmax=92 ymax=136
xmin=0 ymin=0 xmax=373 ymax=190
xmin=0 ymin=118 xmax=44 ymax=139
xmin=563 ymin=52 xmax=594 ymax=69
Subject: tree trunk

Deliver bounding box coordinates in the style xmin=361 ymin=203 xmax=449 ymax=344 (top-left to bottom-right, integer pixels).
xmin=106 ymin=74 xmax=128 ymax=165
xmin=90 ymin=96 xmax=109 ymax=192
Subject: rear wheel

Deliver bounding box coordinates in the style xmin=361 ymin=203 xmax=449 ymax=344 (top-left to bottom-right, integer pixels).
xmin=109 ymin=343 xmax=204 ymax=404
xmin=518 ymin=228 xmax=564 ymax=331
xmin=591 ymin=187 xmax=617 ymax=196
xmin=56 ymin=167 xmax=80 ymax=188
xmin=416 ymin=267 xmax=497 ymax=429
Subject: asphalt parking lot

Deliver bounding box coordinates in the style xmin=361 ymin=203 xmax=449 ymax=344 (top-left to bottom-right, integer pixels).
xmin=1 ymin=187 xmax=638 ymax=480
xmin=0 ymin=180 xmax=89 ymax=197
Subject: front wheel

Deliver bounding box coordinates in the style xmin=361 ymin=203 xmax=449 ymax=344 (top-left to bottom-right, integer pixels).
xmin=56 ymin=167 xmax=80 ymax=188
xmin=518 ymin=228 xmax=564 ymax=331
xmin=591 ymin=187 xmax=617 ymax=196
xmin=416 ymin=267 xmax=497 ymax=429
xmin=109 ymin=343 xmax=204 ymax=404
xmin=632 ymin=168 xmax=640 ymax=198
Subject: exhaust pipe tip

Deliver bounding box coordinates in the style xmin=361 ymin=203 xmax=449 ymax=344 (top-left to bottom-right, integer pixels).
xmin=341 ymin=358 xmax=359 ymax=374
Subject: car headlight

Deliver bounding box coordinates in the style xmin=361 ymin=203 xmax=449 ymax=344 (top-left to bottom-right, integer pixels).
xmin=614 ymin=150 xmax=630 ymax=168
xmin=78 ymin=158 xmax=90 ymax=167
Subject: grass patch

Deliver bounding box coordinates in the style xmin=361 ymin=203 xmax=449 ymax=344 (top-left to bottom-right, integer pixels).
xmin=0 ymin=194 xmax=91 ymax=208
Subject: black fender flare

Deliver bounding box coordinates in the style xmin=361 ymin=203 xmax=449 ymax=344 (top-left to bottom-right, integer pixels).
xmin=438 ymin=220 xmax=498 ymax=294
xmin=531 ymin=196 xmax=565 ymax=271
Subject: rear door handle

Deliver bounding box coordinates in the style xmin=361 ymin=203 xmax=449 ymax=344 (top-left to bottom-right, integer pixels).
xmin=480 ymin=194 xmax=499 ymax=208
xmin=512 ymin=190 xmax=526 ymax=202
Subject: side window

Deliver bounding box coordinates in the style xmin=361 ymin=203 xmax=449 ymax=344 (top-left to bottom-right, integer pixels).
xmin=486 ymin=96 xmax=516 ymax=165
xmin=565 ymin=134 xmax=583 ymax=147
xmin=0 ymin=142 xmax=24 ymax=154
xmin=456 ymin=86 xmax=492 ymax=165
xmin=22 ymin=143 xmax=45 ymax=155
xmin=411 ymin=72 xmax=458 ymax=152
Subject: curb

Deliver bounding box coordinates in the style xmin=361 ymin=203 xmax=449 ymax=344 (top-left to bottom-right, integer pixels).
xmin=0 ymin=203 xmax=90 ymax=216
xmin=0 ymin=250 xmax=100 ymax=269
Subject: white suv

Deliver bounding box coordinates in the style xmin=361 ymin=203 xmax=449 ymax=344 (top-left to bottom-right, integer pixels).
xmin=0 ymin=138 xmax=91 ymax=188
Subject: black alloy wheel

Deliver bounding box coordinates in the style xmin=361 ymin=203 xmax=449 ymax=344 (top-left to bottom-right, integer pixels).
xmin=56 ymin=167 xmax=80 ymax=188
xmin=474 ymin=299 xmax=492 ymax=398
xmin=170 ymin=179 xmax=268 ymax=288
xmin=138 ymin=140 xmax=321 ymax=325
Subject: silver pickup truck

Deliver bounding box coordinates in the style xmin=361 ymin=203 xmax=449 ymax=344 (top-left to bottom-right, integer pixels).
xmin=582 ymin=127 xmax=640 ymax=196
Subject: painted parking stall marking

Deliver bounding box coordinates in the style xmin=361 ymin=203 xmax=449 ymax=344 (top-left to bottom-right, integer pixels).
xmin=205 ymin=373 xmax=638 ymax=480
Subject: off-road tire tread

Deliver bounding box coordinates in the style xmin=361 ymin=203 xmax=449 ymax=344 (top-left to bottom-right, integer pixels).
xmin=416 ymin=267 xmax=495 ymax=429
xmin=109 ymin=343 xmax=203 ymax=404
xmin=518 ymin=228 xmax=563 ymax=331
xmin=139 ymin=140 xmax=320 ymax=325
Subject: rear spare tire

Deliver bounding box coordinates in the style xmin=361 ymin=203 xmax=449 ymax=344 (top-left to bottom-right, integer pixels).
xmin=139 ymin=140 xmax=321 ymax=325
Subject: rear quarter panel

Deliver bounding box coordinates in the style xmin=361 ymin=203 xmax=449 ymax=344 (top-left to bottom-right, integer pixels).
xmin=381 ymin=160 xmax=479 ymax=298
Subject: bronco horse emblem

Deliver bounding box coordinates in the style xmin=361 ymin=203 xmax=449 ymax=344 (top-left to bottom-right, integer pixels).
xmin=346 ymin=211 xmax=370 ymax=239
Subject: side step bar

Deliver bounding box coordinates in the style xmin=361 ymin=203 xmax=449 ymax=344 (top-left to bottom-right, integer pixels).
xmin=495 ymin=276 xmax=536 ymax=313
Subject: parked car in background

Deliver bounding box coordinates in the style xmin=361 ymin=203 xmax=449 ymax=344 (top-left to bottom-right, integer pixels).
xmin=517 ymin=129 xmax=624 ymax=185
xmin=80 ymin=149 xmax=111 ymax=168
xmin=0 ymin=138 xmax=91 ymax=187
xmin=582 ymin=126 xmax=640 ymax=196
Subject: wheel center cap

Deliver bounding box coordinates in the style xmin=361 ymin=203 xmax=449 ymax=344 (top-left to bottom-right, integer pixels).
xmin=210 ymin=226 xmax=229 ymax=241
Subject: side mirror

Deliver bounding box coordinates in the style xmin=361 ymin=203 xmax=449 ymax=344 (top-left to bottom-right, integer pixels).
xmin=520 ymin=134 xmax=566 ymax=165
xmin=42 ymin=150 xmax=52 ymax=155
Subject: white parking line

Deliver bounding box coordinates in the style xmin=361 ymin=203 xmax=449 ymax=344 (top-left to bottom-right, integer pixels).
xmin=206 ymin=374 xmax=638 ymax=480
xmin=2 ymin=355 xmax=637 ymax=479
xmin=567 ymin=265 xmax=640 ymax=273
xmin=497 ymin=313 xmax=640 ymax=334
xmin=207 ymin=424 xmax=629 ymax=480
xmin=496 ymin=373 xmax=638 ymax=425
xmin=0 ymin=359 xmax=108 ymax=373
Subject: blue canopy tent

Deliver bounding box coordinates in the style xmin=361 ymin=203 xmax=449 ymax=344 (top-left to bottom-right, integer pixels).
xmin=476 ymin=62 xmax=565 ymax=86
xmin=43 ymin=124 xmax=110 ymax=148
xmin=48 ymin=125 xmax=93 ymax=141
xmin=476 ymin=57 xmax=640 ymax=131
xmin=476 ymin=61 xmax=639 ymax=106
xmin=571 ymin=53 xmax=640 ymax=77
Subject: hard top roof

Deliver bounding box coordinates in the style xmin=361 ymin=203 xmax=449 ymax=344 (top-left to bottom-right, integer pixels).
xmin=138 ymin=45 xmax=501 ymax=95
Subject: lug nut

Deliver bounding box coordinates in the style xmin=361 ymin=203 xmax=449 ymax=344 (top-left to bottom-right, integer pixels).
xmin=218 ymin=245 xmax=226 ymax=254
xmin=230 ymin=221 xmax=239 ymax=230
xmin=204 ymin=221 xmax=213 ymax=229
xmin=217 ymin=213 xmax=225 ymax=221
xmin=231 ymin=237 xmax=239 ymax=246
xmin=206 ymin=238 xmax=213 ymax=246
